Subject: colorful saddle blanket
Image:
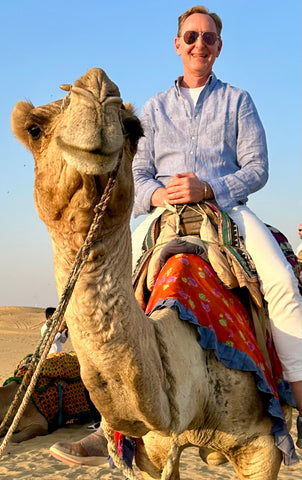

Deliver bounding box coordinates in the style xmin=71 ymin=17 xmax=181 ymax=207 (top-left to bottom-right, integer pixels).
xmin=133 ymin=202 xmax=299 ymax=311
xmin=145 ymin=253 xmax=297 ymax=465
xmin=4 ymin=352 xmax=91 ymax=430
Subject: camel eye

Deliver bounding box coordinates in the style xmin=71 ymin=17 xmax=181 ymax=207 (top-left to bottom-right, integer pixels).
xmin=28 ymin=124 xmax=42 ymax=140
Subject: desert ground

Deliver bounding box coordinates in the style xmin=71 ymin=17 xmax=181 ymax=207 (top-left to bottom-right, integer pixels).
xmin=0 ymin=306 xmax=300 ymax=479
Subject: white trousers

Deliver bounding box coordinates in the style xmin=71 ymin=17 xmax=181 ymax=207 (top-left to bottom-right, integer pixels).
xmin=227 ymin=205 xmax=302 ymax=382
xmin=132 ymin=208 xmax=165 ymax=272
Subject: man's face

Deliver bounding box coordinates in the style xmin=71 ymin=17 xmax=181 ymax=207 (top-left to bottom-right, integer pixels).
xmin=299 ymin=224 xmax=302 ymax=239
xmin=175 ymin=13 xmax=222 ymax=82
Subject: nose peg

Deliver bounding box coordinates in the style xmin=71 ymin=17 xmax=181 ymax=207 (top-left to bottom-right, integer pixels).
xmin=60 ymin=84 xmax=72 ymax=92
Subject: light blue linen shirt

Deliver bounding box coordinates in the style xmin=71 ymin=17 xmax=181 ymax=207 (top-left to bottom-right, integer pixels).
xmin=132 ymin=73 xmax=268 ymax=218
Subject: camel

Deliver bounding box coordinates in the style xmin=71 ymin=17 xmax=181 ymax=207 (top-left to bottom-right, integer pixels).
xmin=11 ymin=68 xmax=295 ymax=479
xmin=0 ymin=380 xmax=48 ymax=442
xmin=0 ymin=353 xmax=92 ymax=442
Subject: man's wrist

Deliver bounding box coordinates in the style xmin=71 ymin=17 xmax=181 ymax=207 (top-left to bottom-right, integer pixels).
xmin=203 ymin=182 xmax=214 ymax=200
xmin=151 ymin=186 xmax=167 ymax=207
xmin=203 ymin=182 xmax=208 ymax=199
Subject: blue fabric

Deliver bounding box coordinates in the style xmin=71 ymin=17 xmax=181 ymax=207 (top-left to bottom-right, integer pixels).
xmin=56 ymin=383 xmax=64 ymax=427
xmin=132 ymin=73 xmax=268 ymax=217
xmin=147 ymin=297 xmax=298 ymax=466
xmin=108 ymin=436 xmax=136 ymax=478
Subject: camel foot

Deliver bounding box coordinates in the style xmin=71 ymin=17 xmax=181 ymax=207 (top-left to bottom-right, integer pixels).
xmin=49 ymin=428 xmax=108 ymax=466
xmin=205 ymin=451 xmax=228 ymax=466
xmin=199 ymin=447 xmax=227 ymax=465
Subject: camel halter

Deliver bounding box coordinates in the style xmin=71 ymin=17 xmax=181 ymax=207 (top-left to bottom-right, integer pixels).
xmin=0 ymin=101 xmax=179 ymax=480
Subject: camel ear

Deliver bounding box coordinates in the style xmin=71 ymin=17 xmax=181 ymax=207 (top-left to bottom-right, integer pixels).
xmin=121 ymin=102 xmax=144 ymax=148
xmin=11 ymin=101 xmax=35 ymax=149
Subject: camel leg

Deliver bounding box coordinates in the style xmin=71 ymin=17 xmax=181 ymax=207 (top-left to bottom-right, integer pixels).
xmin=135 ymin=434 xmax=182 ymax=480
xmin=229 ymin=437 xmax=282 ymax=480
xmin=10 ymin=423 xmax=48 ymax=443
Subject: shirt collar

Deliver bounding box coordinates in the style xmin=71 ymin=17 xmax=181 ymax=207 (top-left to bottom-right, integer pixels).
xmin=175 ymin=72 xmax=217 ymax=94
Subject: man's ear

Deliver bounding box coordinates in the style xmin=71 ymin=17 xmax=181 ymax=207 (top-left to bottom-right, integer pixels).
xmin=216 ymin=39 xmax=223 ymax=57
xmin=174 ymin=36 xmax=182 ymax=56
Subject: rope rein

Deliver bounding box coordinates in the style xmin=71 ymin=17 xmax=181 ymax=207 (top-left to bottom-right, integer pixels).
xmin=0 ymin=146 xmax=180 ymax=478
xmin=102 ymin=420 xmax=143 ymax=480
xmin=0 ymin=152 xmax=122 ymax=456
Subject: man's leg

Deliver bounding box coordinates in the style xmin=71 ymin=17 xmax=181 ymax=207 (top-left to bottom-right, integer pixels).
xmin=228 ymin=205 xmax=302 ymax=448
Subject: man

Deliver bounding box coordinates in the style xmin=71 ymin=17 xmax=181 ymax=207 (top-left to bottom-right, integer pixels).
xmin=132 ymin=5 xmax=302 ymax=449
xmin=49 ymin=5 xmax=302 ymax=464
xmin=296 ymin=224 xmax=302 ymax=262
xmin=41 ymin=307 xmax=68 ymax=355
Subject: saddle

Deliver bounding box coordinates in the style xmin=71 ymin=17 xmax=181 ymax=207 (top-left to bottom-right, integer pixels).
xmin=4 ymin=352 xmax=91 ymax=430
xmin=133 ymin=201 xmax=299 ymax=374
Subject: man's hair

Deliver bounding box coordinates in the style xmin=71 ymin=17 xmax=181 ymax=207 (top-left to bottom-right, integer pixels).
xmin=177 ymin=5 xmax=222 ymax=37
xmin=45 ymin=306 xmax=56 ymax=319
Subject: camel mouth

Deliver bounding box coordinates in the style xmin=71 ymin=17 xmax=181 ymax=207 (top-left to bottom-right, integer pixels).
xmin=57 ymin=136 xmax=121 ymax=158
xmin=57 ymin=136 xmax=121 ymax=175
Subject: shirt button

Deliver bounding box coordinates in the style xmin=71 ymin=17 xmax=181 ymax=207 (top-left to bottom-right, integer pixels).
xmin=190 ymin=151 xmax=194 ymax=155
xmin=191 ymin=136 xmax=195 ymax=140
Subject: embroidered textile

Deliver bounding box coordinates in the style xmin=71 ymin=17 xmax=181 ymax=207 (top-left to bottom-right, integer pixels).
xmin=5 ymin=352 xmax=91 ymax=429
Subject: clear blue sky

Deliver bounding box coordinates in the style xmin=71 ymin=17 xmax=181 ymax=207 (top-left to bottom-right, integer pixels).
xmin=1 ymin=0 xmax=301 ymax=307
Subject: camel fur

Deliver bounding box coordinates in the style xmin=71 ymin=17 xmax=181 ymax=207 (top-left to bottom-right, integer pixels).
xmin=0 ymin=381 xmax=48 ymax=442
xmin=11 ymin=68 xmax=290 ymax=479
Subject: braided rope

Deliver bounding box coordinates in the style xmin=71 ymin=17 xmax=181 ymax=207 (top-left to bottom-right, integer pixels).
xmin=1 ymin=145 xmax=181 ymax=477
xmin=100 ymin=324 xmax=180 ymax=480
xmin=160 ymin=433 xmax=179 ymax=480
xmin=0 ymin=316 xmax=66 ymax=455
xmin=0 ymin=152 xmax=122 ymax=456
xmin=0 ymin=309 xmax=66 ymax=434
xmin=102 ymin=419 xmax=143 ymax=480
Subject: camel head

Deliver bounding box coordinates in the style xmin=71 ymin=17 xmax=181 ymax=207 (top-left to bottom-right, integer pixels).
xmin=11 ymin=68 xmax=143 ymax=240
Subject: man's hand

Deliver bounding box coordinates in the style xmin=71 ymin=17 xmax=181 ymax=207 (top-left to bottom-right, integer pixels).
xmin=150 ymin=173 xmax=213 ymax=207
xmin=166 ymin=173 xmax=209 ymax=203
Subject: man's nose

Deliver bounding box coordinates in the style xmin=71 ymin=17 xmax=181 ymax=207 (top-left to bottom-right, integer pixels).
xmin=195 ymin=34 xmax=205 ymax=47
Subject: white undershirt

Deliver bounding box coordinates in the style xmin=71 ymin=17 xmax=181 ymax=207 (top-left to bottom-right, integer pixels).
xmin=180 ymin=85 xmax=205 ymax=109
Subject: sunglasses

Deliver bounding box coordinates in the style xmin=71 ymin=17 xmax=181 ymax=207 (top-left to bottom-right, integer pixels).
xmin=182 ymin=30 xmax=219 ymax=46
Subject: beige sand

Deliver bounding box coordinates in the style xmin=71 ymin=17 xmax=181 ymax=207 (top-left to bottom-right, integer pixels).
xmin=0 ymin=306 xmax=300 ymax=479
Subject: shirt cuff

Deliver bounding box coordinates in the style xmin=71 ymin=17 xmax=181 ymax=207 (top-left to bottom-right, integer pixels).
xmin=209 ymin=178 xmax=243 ymax=210
xmin=133 ymin=181 xmax=164 ymax=217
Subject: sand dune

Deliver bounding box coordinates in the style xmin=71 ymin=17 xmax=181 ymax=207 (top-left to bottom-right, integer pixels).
xmin=0 ymin=306 xmax=300 ymax=479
